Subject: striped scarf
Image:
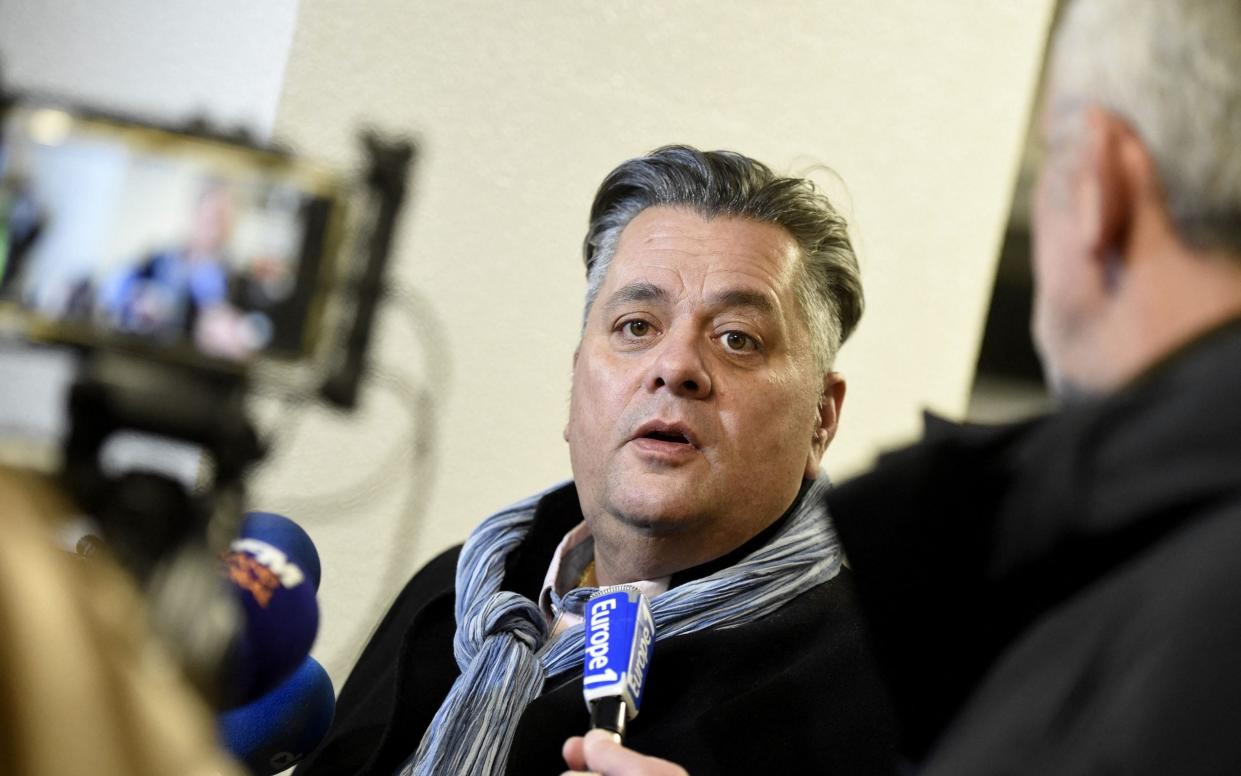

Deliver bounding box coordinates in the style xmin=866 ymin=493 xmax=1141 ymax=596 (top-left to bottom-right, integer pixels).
xmin=399 ymin=477 xmax=841 ymax=775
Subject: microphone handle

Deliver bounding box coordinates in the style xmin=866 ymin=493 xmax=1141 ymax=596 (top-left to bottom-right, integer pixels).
xmin=589 ymin=696 xmax=628 ymax=744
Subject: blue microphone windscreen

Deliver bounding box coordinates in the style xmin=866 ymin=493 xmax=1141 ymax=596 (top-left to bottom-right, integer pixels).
xmin=219 ymin=656 xmax=336 ymax=775
xmin=241 ymin=511 xmax=321 ymax=592
xmin=223 ymin=535 xmax=319 ymax=706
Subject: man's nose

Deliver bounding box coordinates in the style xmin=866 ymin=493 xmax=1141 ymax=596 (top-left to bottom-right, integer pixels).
xmin=645 ymin=328 xmax=712 ymax=399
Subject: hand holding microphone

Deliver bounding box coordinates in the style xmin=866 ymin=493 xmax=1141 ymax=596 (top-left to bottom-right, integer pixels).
xmin=561 ymin=730 xmax=689 ymax=776
xmin=565 ymin=588 xmax=685 ymax=774
xmin=581 ymin=585 xmax=655 ymax=743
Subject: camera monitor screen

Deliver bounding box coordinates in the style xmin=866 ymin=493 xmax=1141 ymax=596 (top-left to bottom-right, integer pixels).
xmin=0 ymin=105 xmax=342 ymax=364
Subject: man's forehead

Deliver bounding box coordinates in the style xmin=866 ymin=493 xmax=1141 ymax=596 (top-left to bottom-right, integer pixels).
xmin=601 ymin=277 xmax=781 ymax=318
xmin=603 ymin=206 xmax=801 ymax=301
xmin=615 ymin=206 xmax=796 ymax=255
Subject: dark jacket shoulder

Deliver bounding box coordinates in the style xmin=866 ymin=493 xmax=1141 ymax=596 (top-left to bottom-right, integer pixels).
xmin=296 ymin=545 xmax=461 ymax=775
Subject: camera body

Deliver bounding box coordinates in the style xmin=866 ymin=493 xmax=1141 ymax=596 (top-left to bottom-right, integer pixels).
xmin=0 ymin=91 xmax=413 ymax=604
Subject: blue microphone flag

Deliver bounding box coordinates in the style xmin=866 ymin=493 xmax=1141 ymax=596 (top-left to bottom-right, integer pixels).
xmin=582 ymin=585 xmax=655 ymax=719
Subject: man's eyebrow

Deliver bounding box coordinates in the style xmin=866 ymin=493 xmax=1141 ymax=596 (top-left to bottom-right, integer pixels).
xmin=705 ymin=288 xmax=778 ymax=316
xmin=602 ymin=281 xmax=668 ymax=313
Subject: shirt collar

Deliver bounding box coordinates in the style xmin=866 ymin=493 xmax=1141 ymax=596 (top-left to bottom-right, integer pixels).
xmin=532 ymin=478 xmax=816 ymax=627
xmin=538 ymin=521 xmax=670 ymax=627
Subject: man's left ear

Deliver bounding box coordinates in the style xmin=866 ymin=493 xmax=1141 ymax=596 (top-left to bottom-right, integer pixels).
xmin=1083 ymin=108 xmax=1145 ymax=279
xmin=805 ymin=373 xmax=846 ymax=479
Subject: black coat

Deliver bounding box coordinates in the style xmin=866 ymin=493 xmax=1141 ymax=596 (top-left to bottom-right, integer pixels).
xmin=829 ymin=320 xmax=1241 ymax=775
xmin=297 ymin=484 xmax=897 ymax=775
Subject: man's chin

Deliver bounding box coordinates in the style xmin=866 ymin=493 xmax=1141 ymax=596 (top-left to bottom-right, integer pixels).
xmin=603 ymin=487 xmax=709 ymax=536
xmin=1035 ymin=343 xmax=1100 ymax=405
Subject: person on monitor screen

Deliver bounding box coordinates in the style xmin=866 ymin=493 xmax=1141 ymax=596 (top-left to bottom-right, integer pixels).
xmin=100 ymin=180 xmax=265 ymax=359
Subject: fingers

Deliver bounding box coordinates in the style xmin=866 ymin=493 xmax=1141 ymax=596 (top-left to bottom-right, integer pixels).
xmin=562 ymin=735 xmax=588 ymax=771
xmin=559 ymin=730 xmax=689 ymax=776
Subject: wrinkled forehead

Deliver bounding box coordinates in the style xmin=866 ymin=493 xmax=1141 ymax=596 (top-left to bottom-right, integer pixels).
xmin=601 ymin=207 xmax=803 ymax=308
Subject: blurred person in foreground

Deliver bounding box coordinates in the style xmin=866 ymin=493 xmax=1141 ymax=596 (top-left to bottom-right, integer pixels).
xmin=0 ymin=465 xmax=242 ymax=775
xmin=297 ymin=146 xmax=897 ymax=775
xmin=563 ymin=1 xmax=1241 ymax=774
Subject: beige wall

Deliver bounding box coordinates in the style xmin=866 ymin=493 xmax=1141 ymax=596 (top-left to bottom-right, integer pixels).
xmin=254 ymin=0 xmax=1056 ymax=685
xmin=0 ymin=0 xmax=299 ymax=138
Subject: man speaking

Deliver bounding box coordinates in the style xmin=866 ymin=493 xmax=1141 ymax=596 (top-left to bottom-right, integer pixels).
xmin=296 ymin=146 xmax=896 ymax=774
xmin=565 ymin=1 xmax=1241 ymax=773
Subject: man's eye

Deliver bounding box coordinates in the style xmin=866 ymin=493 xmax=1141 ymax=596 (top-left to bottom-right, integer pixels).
xmin=623 ymin=320 xmax=652 ymax=337
xmin=722 ymin=331 xmax=757 ymax=352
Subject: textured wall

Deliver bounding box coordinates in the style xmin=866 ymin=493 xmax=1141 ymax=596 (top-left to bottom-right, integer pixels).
xmin=0 ymin=0 xmax=298 ymax=137
xmin=258 ymin=0 xmax=1056 ymax=685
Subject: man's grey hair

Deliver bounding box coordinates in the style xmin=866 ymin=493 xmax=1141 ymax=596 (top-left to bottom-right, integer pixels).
xmin=1049 ymin=0 xmax=1241 ymax=257
xmin=581 ymin=145 xmax=864 ymax=374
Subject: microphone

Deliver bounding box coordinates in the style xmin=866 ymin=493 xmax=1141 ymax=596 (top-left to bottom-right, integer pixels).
xmin=581 ymin=586 xmax=655 ymax=743
xmin=221 ymin=511 xmax=321 ymax=706
xmin=219 ymin=655 xmax=336 ymax=775
xmin=240 ymin=510 xmax=321 ymax=591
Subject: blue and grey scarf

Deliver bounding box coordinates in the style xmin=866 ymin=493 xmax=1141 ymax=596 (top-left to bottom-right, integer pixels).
xmin=399 ymin=476 xmax=841 ymax=775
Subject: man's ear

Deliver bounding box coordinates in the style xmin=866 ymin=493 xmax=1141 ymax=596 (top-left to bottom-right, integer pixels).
xmin=1081 ymin=108 xmax=1142 ymax=281
xmin=804 ymin=372 xmax=846 ymax=480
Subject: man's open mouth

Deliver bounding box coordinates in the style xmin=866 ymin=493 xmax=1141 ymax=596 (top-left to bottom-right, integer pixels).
xmin=632 ymin=421 xmax=699 ymax=448
xmin=643 ymin=430 xmax=691 ymax=444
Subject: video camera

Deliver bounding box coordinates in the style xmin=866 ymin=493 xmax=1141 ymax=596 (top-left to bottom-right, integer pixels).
xmin=0 ymin=86 xmax=415 ymax=697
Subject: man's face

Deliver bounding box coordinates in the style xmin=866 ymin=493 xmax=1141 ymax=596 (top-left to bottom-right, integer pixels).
xmin=566 ymin=206 xmax=836 ymax=558
xmin=189 ymin=188 xmax=235 ymax=257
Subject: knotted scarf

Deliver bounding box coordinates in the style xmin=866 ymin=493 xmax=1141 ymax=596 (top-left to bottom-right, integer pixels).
xmin=399 ymin=477 xmax=840 ymax=775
